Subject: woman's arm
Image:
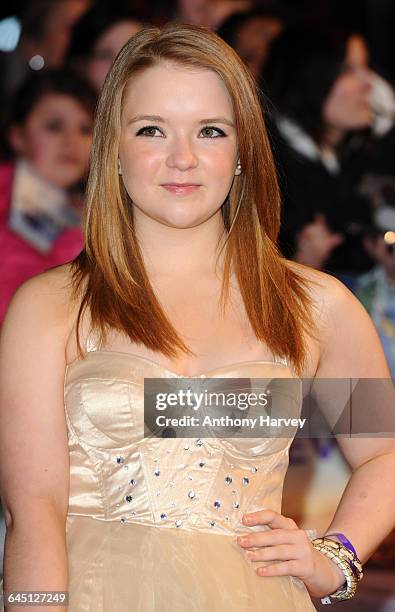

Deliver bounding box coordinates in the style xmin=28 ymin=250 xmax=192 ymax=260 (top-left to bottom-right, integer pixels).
xmin=0 ymin=269 xmax=72 ymax=611
xmin=237 ymin=268 xmax=395 ymax=600
xmin=312 ymin=273 xmax=395 ymax=562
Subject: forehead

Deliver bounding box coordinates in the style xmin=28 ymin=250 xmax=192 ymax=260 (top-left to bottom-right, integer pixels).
xmin=30 ymin=93 xmax=91 ymax=119
xmin=122 ymin=61 xmax=234 ymax=118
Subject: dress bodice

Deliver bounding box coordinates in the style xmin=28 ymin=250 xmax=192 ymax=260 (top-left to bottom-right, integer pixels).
xmin=64 ymin=348 xmax=303 ymax=537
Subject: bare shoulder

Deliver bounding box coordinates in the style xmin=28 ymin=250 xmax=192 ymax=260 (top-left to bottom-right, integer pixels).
xmin=1 ymin=263 xmax=79 ymax=350
xmin=286 ymin=261 xmax=390 ymax=377
xmin=286 ymin=260 xmax=361 ymax=325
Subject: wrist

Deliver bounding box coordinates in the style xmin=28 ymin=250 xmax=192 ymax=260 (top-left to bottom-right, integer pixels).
xmin=329 ymin=560 xmax=348 ymax=592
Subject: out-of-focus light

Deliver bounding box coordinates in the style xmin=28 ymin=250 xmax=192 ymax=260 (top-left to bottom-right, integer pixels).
xmin=384 ymin=231 xmax=395 ymax=245
xmin=0 ymin=16 xmax=21 ymax=52
xmin=29 ymin=54 xmax=45 ymax=70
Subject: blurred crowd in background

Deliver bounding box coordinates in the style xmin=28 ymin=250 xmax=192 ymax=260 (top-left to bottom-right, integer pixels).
xmin=0 ymin=1 xmax=394 ymax=609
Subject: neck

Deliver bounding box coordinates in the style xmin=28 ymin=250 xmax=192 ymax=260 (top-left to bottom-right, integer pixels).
xmin=133 ymin=209 xmax=228 ymax=280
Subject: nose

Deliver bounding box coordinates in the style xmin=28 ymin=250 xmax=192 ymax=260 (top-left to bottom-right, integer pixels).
xmin=166 ymin=135 xmax=198 ymax=171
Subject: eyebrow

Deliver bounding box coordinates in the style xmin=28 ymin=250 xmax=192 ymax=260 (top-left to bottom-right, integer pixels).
xmin=127 ymin=114 xmax=235 ymax=127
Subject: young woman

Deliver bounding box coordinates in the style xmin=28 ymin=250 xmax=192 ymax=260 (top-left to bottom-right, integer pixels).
xmin=66 ymin=3 xmax=144 ymax=94
xmin=0 ymin=70 xmax=95 ymax=324
xmin=262 ymin=24 xmax=395 ymax=279
xmin=0 ymin=23 xmax=394 ymax=612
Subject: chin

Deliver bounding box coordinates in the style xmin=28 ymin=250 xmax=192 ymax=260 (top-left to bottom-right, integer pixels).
xmin=159 ymin=215 xmax=206 ymax=229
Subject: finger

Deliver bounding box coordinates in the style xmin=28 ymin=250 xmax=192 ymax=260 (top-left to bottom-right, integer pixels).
xmin=256 ymin=560 xmax=299 ymax=577
xmin=245 ymin=544 xmax=295 ymax=562
xmin=242 ymin=509 xmax=298 ymax=530
xmin=237 ymin=528 xmax=303 ymax=548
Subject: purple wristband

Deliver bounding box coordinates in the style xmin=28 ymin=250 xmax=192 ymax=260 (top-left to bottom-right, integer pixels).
xmin=325 ymin=532 xmax=357 ymax=556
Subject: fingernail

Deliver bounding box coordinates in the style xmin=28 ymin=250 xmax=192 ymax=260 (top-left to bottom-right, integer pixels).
xmin=243 ymin=515 xmax=252 ymax=524
xmin=238 ymin=537 xmax=249 ymax=546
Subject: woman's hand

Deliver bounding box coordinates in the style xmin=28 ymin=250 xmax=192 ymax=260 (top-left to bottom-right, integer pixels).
xmin=237 ymin=509 xmax=346 ymax=598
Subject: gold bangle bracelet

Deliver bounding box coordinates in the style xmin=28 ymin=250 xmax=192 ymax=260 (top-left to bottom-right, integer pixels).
xmin=311 ymin=540 xmax=358 ymax=602
xmin=313 ymin=537 xmax=363 ymax=579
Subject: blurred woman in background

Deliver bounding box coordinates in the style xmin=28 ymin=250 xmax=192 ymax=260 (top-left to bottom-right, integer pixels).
xmin=262 ymin=24 xmax=395 ymax=280
xmin=66 ymin=3 xmax=144 ymax=94
xmin=0 ymin=70 xmax=96 ymax=324
xmin=218 ymin=6 xmax=286 ymax=79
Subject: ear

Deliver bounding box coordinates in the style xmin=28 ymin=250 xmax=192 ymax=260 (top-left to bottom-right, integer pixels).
xmin=8 ymin=124 xmax=28 ymax=157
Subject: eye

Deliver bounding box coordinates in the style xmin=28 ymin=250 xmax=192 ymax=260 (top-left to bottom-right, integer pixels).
xmin=200 ymin=126 xmax=226 ymax=138
xmin=45 ymin=121 xmax=63 ymax=132
xmin=80 ymin=123 xmax=93 ymax=136
xmin=136 ymin=126 xmax=163 ymax=137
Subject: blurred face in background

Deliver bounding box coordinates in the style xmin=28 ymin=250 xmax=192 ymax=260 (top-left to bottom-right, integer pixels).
xmin=322 ymin=34 xmax=373 ymax=132
xmin=86 ymin=20 xmax=143 ymax=92
xmin=235 ymin=16 xmax=283 ymax=78
xmin=9 ymin=94 xmax=93 ymax=189
xmin=25 ymin=0 xmax=91 ymax=68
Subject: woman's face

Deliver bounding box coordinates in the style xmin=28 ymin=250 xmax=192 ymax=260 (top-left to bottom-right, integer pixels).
xmin=87 ymin=20 xmax=142 ymax=92
xmin=236 ymin=16 xmax=283 ymax=78
xmin=119 ymin=61 xmax=239 ymax=230
xmin=322 ymin=34 xmax=373 ymax=132
xmin=10 ymin=93 xmax=93 ymax=189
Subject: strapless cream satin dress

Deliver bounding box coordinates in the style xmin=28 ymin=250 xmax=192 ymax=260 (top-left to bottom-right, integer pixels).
xmin=1 ymin=345 xmax=317 ymax=611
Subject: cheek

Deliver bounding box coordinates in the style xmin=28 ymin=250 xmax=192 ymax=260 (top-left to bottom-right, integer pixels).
xmin=88 ymin=60 xmax=112 ymax=91
xmin=79 ymin=136 xmax=93 ymax=161
xmin=121 ymin=143 xmax=163 ymax=178
xmin=27 ymin=131 xmax=59 ymax=165
xmin=203 ymin=147 xmax=236 ymax=179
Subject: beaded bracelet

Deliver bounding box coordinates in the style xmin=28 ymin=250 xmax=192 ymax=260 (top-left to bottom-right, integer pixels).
xmin=311 ymin=537 xmax=363 ymax=604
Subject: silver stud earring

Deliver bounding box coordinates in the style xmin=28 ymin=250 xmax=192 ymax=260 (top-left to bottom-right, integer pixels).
xmin=118 ymin=158 xmax=122 ymax=175
xmin=235 ymin=160 xmax=242 ymax=175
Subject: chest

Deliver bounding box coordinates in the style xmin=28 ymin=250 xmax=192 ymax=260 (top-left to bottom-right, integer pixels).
xmin=67 ymin=277 xmax=319 ymax=378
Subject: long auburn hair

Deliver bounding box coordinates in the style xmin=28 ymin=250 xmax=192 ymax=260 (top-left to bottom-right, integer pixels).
xmin=70 ymin=22 xmax=318 ymax=376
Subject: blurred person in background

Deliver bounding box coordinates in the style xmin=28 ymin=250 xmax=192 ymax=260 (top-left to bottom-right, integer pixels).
xmin=174 ymin=0 xmax=252 ymax=30
xmin=217 ymin=6 xmax=286 ymax=79
xmin=0 ymin=0 xmax=92 ymax=104
xmin=0 ymin=70 xmax=96 ymax=325
xmin=354 ymin=212 xmax=395 ymax=378
xmin=262 ymin=24 xmax=395 ymax=281
xmin=66 ymin=3 xmax=145 ymax=94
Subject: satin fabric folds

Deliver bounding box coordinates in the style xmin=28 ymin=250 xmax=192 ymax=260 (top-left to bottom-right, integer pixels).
xmin=0 ymin=351 xmax=317 ymax=612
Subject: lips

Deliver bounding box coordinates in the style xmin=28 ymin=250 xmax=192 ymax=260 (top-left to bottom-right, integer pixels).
xmin=161 ymin=183 xmax=200 ymax=195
